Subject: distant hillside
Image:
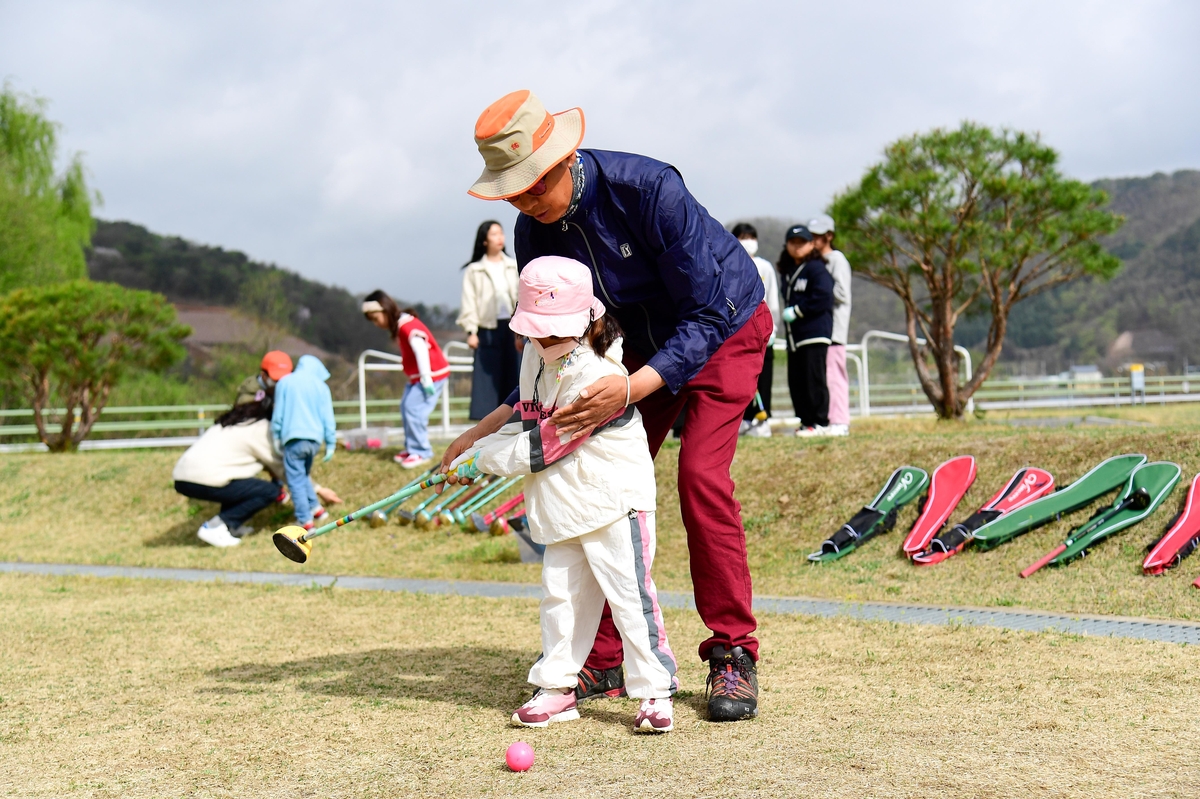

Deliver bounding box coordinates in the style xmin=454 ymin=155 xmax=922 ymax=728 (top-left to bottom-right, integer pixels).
xmin=730 ymin=169 xmax=1200 ymax=375
xmin=87 ymin=221 xmax=459 ymax=360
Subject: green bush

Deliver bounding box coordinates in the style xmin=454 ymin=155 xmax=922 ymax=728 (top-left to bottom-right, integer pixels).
xmin=0 ymin=281 xmax=190 ymax=451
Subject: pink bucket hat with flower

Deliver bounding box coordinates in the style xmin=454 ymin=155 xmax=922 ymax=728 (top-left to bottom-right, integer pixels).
xmin=508 ymin=256 xmax=605 ymax=339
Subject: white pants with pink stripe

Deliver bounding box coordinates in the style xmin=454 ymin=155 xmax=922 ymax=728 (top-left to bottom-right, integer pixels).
xmin=529 ymin=510 xmax=677 ymax=699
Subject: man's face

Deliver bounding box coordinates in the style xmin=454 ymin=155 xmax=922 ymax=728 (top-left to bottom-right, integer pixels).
xmin=505 ymin=154 xmax=575 ymax=224
xmin=260 ymin=369 xmax=276 ymax=390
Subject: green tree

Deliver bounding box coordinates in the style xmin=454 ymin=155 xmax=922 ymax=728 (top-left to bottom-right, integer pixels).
xmin=0 ymin=281 xmax=190 ymax=451
xmin=831 ymin=122 xmax=1123 ymax=419
xmin=0 ymin=83 xmax=97 ymax=292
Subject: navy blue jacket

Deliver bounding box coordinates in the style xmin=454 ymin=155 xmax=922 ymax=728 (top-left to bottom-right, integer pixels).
xmin=781 ymin=255 xmax=834 ymax=349
xmin=513 ymin=149 xmax=765 ymax=394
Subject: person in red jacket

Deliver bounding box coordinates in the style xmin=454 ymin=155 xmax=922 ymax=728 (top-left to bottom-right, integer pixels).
xmin=363 ymin=290 xmax=450 ymax=469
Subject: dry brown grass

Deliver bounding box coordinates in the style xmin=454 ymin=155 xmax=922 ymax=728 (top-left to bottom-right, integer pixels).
xmin=2 ymin=572 xmax=1199 ymax=798
xmin=1 ymin=407 xmax=1199 ymax=620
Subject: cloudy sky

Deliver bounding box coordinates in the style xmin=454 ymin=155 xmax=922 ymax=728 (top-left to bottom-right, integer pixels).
xmin=3 ymin=0 xmax=1198 ymax=305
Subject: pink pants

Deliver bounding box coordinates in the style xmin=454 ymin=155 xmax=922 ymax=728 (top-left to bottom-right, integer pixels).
xmin=826 ymin=344 xmax=850 ymax=426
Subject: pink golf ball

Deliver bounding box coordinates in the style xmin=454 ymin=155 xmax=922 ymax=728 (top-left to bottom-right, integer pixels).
xmin=506 ymin=741 xmax=534 ymax=772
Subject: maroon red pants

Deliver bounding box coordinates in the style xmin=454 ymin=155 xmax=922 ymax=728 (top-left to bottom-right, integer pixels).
xmin=586 ymin=302 xmax=771 ymax=665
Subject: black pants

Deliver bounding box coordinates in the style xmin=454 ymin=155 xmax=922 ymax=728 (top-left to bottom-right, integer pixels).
xmin=469 ymin=318 xmax=522 ymax=420
xmin=788 ymin=344 xmax=829 ymax=428
xmin=175 ymin=478 xmax=281 ymax=528
xmin=743 ymin=346 xmax=775 ymax=420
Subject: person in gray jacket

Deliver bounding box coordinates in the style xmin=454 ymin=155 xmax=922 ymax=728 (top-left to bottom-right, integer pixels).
xmin=810 ymin=215 xmax=851 ymax=436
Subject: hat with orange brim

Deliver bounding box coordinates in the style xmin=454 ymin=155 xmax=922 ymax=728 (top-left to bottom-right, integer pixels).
xmin=468 ymin=90 xmax=585 ymax=200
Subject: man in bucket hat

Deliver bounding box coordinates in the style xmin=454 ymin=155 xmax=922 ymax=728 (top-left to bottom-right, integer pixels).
xmin=443 ymin=90 xmax=771 ymax=722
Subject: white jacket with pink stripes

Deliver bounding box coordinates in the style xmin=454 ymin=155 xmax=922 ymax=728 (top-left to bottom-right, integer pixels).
xmin=472 ymin=337 xmax=656 ymax=546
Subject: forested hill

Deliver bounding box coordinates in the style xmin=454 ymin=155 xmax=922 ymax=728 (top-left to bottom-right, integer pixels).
xmin=995 ymin=169 xmax=1200 ymax=372
xmin=87 ymin=221 xmax=458 ymax=360
xmin=733 ymin=169 xmax=1200 ymax=374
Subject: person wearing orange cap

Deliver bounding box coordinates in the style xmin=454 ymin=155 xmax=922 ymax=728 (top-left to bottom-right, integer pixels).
xmin=235 ymin=350 xmax=293 ymax=407
xmin=442 ymin=90 xmax=772 ymax=723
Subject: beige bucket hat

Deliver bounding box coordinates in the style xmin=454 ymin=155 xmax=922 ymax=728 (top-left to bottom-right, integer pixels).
xmin=467 ymin=90 xmax=585 ymax=200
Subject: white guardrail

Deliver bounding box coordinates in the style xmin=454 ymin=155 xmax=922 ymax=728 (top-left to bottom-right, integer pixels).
xmin=1 ymin=331 xmax=1196 ymax=452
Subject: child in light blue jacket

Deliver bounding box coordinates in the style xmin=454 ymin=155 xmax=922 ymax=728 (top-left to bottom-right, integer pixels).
xmin=271 ymin=354 xmax=337 ymax=528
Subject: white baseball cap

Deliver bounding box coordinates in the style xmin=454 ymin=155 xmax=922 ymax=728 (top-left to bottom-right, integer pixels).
xmin=808 ymin=214 xmax=835 ymax=235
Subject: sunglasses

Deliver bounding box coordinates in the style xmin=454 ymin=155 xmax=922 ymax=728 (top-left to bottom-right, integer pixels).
xmin=505 ymin=177 xmax=548 ymax=203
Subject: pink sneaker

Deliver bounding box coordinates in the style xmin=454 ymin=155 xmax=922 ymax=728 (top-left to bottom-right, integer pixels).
xmin=397 ymin=453 xmax=432 ymax=470
xmin=511 ymin=689 xmax=579 ymax=728
xmin=391 ymin=450 xmax=410 ymax=464
xmin=634 ymin=698 xmax=674 ymax=733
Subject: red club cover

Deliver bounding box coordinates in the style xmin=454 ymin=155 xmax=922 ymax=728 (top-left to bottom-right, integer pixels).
xmin=902 ymin=456 xmax=977 ymax=556
xmin=1145 ymin=473 xmax=1200 ymax=575
xmin=912 ymin=466 xmax=1055 ymax=565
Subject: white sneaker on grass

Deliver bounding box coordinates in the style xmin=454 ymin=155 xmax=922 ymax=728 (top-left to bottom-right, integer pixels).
xmin=197 ymin=517 xmax=241 ymax=547
xmin=827 ymin=424 xmax=849 ymax=437
xmin=745 ymin=419 xmax=772 ymax=438
xmin=512 ymin=688 xmax=579 ymax=727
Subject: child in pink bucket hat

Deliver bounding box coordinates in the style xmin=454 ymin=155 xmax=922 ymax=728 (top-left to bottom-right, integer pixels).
xmin=451 ymin=255 xmax=678 ymax=733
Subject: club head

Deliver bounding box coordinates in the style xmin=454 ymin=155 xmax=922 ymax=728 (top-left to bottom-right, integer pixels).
xmin=396 ymin=511 xmax=415 ymax=526
xmin=368 ymin=510 xmax=388 ymax=528
xmin=414 ymin=511 xmax=432 ymax=529
xmin=489 ymin=517 xmax=509 ymax=537
xmin=471 ymin=512 xmax=489 ymax=533
xmin=1129 ymin=487 xmax=1153 ymax=511
xmin=273 ymin=526 xmax=312 ymax=564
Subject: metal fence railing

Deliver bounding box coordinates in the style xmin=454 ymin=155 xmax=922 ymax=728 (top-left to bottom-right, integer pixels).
xmin=2 ymin=332 xmax=1197 ymax=452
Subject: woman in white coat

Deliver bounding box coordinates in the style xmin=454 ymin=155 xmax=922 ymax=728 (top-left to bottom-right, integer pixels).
xmin=457 ymin=220 xmax=521 ymax=419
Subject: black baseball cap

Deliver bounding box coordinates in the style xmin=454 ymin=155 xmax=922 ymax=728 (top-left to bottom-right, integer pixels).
xmin=785 ymin=224 xmax=813 ymax=242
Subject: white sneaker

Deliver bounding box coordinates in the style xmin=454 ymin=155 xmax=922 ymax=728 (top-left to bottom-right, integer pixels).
xmin=745 ymin=419 xmax=773 ymax=438
xmin=738 ymin=420 xmax=752 ymax=436
xmin=826 ymin=424 xmax=849 ymax=437
xmin=796 ymin=426 xmax=819 ymax=437
xmin=197 ymin=517 xmax=241 ymax=547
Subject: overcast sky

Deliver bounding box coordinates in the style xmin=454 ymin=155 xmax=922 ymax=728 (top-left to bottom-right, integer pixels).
xmin=3 ymin=0 xmax=1198 ymax=305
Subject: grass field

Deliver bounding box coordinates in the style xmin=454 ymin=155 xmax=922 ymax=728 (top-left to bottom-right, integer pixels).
xmin=3 ymin=572 xmax=1199 ymax=798
xmin=1 ymin=409 xmax=1198 ymax=619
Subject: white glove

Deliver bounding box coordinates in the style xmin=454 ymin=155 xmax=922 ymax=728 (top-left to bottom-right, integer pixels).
xmin=782 ymin=306 xmax=799 ymax=324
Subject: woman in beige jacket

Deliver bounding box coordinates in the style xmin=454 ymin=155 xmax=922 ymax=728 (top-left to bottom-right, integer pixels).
xmin=457 ymin=220 xmax=522 ymax=419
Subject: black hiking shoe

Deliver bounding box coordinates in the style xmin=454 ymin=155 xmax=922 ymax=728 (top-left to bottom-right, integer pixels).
xmin=574 ymin=665 xmax=627 ymax=702
xmin=706 ymin=645 xmax=758 ymax=721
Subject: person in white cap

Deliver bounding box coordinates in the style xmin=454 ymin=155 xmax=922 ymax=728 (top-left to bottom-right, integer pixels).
xmin=450 ymin=255 xmax=677 ymax=734
xmin=809 ymin=214 xmax=851 ymax=436
xmin=444 ymin=90 xmax=770 ymax=723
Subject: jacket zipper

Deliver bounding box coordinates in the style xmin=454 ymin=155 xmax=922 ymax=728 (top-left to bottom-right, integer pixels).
xmin=638 ymin=303 xmax=658 ymax=351
xmin=565 ymin=221 xmax=618 ymax=310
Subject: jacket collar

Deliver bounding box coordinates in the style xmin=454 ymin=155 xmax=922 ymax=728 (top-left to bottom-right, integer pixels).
xmin=565 ymin=150 xmax=598 ymax=222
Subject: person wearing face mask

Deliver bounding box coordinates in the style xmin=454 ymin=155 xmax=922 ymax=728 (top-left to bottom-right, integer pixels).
xmin=731 ymin=223 xmax=781 ymax=437
xmin=449 ymin=255 xmax=676 ymax=734
xmin=443 ymin=90 xmax=770 ymax=724
xmin=779 ymin=224 xmax=834 ymax=436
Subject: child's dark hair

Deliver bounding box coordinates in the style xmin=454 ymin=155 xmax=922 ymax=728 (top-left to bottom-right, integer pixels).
xmin=215 ymin=399 xmax=271 ymax=427
xmin=731 ymin=222 xmax=758 ymax=239
xmin=363 ymin=289 xmax=402 ymax=332
xmin=586 ymin=313 xmax=624 ymax=358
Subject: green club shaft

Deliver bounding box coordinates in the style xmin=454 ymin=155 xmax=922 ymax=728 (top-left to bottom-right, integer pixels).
xmin=455 ymin=476 xmax=519 ymax=523
xmin=302 ymin=475 xmax=445 ymax=542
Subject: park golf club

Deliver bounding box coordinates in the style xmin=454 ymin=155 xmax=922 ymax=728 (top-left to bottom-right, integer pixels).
xmin=274 ymin=474 xmax=448 ymax=563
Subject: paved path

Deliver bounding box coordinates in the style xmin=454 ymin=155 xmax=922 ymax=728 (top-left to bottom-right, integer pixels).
xmin=4 ymin=561 xmax=1198 ymax=645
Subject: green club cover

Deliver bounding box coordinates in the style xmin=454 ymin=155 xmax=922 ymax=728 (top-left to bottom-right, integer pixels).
xmin=808 ymin=466 xmax=929 ymax=562
xmin=1051 ymin=461 xmax=1181 ymax=565
xmin=972 ymin=453 xmax=1146 ymax=551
